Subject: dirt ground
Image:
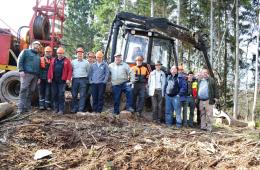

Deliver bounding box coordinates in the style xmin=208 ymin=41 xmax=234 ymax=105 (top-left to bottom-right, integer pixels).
xmin=1 ymin=101 xmax=260 ymax=170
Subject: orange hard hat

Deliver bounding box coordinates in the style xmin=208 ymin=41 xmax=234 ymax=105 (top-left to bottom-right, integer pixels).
xmin=96 ymin=51 xmax=103 ymax=58
xmin=88 ymin=52 xmax=96 ymax=58
xmin=135 ymin=56 xmax=143 ymax=61
xmin=45 ymin=46 xmax=52 ymax=52
xmin=57 ymin=47 xmax=65 ymax=54
xmin=76 ymin=48 xmax=84 ymax=54
xmin=178 ymin=65 xmax=184 ymax=70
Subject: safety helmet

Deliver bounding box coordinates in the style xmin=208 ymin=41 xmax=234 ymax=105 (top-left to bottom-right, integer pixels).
xmin=76 ymin=48 xmax=84 ymax=53
xmin=88 ymin=52 xmax=96 ymax=58
xmin=45 ymin=46 xmax=52 ymax=52
xmin=32 ymin=41 xmax=42 ymax=47
xmin=135 ymin=56 xmax=143 ymax=61
xmin=96 ymin=51 xmax=103 ymax=58
xmin=57 ymin=47 xmax=65 ymax=54
xmin=178 ymin=65 xmax=184 ymax=70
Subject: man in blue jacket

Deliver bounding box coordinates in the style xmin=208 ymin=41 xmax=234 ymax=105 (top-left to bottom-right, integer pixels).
xmin=89 ymin=51 xmax=109 ymax=114
xmin=164 ymin=66 xmax=187 ymax=128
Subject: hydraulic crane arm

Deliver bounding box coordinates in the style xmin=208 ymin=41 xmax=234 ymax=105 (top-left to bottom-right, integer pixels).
xmin=107 ymin=12 xmax=214 ymax=78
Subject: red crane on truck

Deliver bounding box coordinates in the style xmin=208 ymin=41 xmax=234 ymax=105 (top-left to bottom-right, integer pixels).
xmin=0 ymin=0 xmax=66 ymax=103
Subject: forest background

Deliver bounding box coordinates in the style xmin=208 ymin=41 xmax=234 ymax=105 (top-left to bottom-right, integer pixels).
xmin=62 ymin=0 xmax=260 ymax=122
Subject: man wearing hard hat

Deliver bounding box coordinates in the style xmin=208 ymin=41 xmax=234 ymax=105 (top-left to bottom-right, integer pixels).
xmin=131 ymin=56 xmax=149 ymax=116
xmin=47 ymin=47 xmax=72 ymax=115
xmin=70 ymin=47 xmax=90 ymax=114
xmin=89 ymin=51 xmax=109 ymax=114
xmin=38 ymin=46 xmax=53 ymax=110
xmin=17 ymin=41 xmax=42 ymax=114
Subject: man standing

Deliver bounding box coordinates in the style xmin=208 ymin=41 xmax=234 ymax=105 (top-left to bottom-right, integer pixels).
xmin=196 ymin=69 xmax=219 ymax=133
xmin=47 ymin=47 xmax=72 ymax=115
xmin=109 ymin=53 xmax=135 ymax=115
xmin=164 ymin=66 xmax=187 ymax=128
xmin=85 ymin=52 xmax=95 ymax=112
xmin=148 ymin=61 xmax=166 ymax=123
xmin=193 ymin=72 xmax=202 ymax=128
xmin=17 ymin=41 xmax=41 ymax=114
xmin=70 ymin=47 xmax=90 ymax=113
xmin=131 ymin=56 xmax=149 ymax=116
xmin=89 ymin=51 xmax=109 ymax=114
xmin=38 ymin=46 xmax=53 ymax=110
xmin=183 ymin=71 xmax=196 ymax=128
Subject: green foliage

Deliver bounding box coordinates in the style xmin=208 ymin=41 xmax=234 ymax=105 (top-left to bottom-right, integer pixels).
xmin=63 ymin=0 xmax=101 ymax=59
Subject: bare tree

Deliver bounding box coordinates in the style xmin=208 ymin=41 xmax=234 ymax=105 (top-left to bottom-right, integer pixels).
xmin=233 ymin=0 xmax=239 ymax=120
xmin=252 ymin=9 xmax=260 ymax=122
xmin=210 ymin=0 xmax=214 ymax=67
xmin=176 ymin=0 xmax=180 ymax=60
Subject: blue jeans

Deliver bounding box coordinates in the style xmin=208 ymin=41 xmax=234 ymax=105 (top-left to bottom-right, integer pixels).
xmin=71 ymin=78 xmax=87 ymax=111
xmin=51 ymin=78 xmax=66 ymax=111
xmin=92 ymin=83 xmax=106 ymax=113
xmin=38 ymin=79 xmax=51 ymax=108
xmin=183 ymin=96 xmax=195 ymax=126
xmin=112 ymin=81 xmax=133 ymax=115
xmin=165 ymin=95 xmax=182 ymax=127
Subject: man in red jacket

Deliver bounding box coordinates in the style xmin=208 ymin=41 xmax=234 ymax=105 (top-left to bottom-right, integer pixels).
xmin=47 ymin=47 xmax=72 ymax=115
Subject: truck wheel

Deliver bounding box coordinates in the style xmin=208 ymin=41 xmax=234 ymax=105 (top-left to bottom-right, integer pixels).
xmin=0 ymin=70 xmax=38 ymax=104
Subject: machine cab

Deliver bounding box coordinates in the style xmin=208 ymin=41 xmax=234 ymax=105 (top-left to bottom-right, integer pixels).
xmin=119 ymin=29 xmax=174 ymax=72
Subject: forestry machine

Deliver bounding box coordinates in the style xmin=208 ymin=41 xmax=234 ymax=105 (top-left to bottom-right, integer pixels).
xmin=103 ymin=12 xmax=225 ymax=120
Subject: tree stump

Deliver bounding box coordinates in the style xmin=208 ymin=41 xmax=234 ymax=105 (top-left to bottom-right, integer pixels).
xmin=0 ymin=102 xmax=14 ymax=119
xmin=119 ymin=110 xmax=133 ymax=119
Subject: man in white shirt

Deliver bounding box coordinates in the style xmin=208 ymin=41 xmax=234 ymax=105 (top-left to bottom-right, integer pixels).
xmin=148 ymin=61 xmax=166 ymax=123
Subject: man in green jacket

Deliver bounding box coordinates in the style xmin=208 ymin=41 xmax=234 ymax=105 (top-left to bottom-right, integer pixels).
xmin=17 ymin=41 xmax=41 ymax=114
xmin=196 ymin=69 xmax=219 ymax=133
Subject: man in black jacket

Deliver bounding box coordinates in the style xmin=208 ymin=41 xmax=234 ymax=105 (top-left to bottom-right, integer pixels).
xmin=38 ymin=46 xmax=53 ymax=110
xmin=17 ymin=41 xmax=41 ymax=114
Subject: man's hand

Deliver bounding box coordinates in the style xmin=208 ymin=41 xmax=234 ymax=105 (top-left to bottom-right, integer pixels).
xmin=66 ymin=80 xmax=70 ymax=84
xmin=214 ymin=98 xmax=219 ymax=103
xmin=195 ymin=99 xmax=197 ymax=104
xmin=37 ymin=79 xmax=41 ymax=84
xmin=177 ymin=95 xmax=180 ymax=97
xmin=90 ymin=81 xmax=92 ymax=84
xmin=20 ymin=72 xmax=25 ymax=78
xmin=48 ymin=79 xmax=52 ymax=83
xmin=126 ymin=82 xmax=132 ymax=86
xmin=145 ymin=84 xmax=148 ymax=89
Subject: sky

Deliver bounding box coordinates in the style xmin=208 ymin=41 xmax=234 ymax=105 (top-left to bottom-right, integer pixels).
xmin=0 ymin=0 xmax=41 ymax=39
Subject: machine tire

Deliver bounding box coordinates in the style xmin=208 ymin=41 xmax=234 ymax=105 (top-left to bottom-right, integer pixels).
xmin=0 ymin=70 xmax=38 ymax=104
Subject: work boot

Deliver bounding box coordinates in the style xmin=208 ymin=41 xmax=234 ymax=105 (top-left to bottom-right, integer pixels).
xmin=39 ymin=106 xmax=45 ymax=110
xmin=47 ymin=107 xmax=52 ymax=111
xmin=71 ymin=109 xmax=77 ymax=113
xmin=207 ymin=129 xmax=212 ymax=133
xmin=24 ymin=108 xmax=34 ymax=113
xmin=136 ymin=112 xmax=140 ymax=117
xmin=53 ymin=109 xmax=58 ymax=114
xmin=126 ymin=107 xmax=134 ymax=112
xmin=58 ymin=110 xmax=64 ymax=115
xmin=199 ymin=128 xmax=207 ymax=131
xmin=17 ymin=109 xmax=23 ymax=114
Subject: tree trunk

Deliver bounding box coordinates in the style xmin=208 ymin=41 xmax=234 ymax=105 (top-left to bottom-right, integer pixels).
xmin=217 ymin=0 xmax=221 ymax=73
xmin=252 ymin=8 xmax=260 ymax=122
xmin=176 ymin=0 xmax=180 ymax=60
xmin=224 ymin=4 xmax=227 ymax=109
xmin=151 ymin=0 xmax=154 ymax=17
xmin=210 ymin=0 xmax=214 ymax=67
xmin=233 ymin=0 xmax=239 ymax=120
xmin=0 ymin=102 xmax=14 ymax=119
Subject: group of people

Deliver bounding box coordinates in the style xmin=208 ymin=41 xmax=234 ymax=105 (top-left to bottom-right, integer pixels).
xmin=17 ymin=41 xmax=218 ymax=133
